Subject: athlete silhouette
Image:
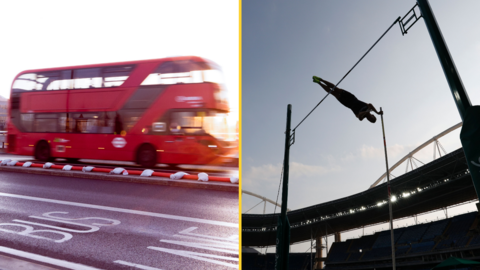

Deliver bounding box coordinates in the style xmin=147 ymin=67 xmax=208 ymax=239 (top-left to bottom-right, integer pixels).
xmin=313 ymin=76 xmax=382 ymax=123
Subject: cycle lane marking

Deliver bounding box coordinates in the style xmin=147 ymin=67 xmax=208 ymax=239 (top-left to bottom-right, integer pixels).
xmin=0 ymin=192 xmax=237 ymax=228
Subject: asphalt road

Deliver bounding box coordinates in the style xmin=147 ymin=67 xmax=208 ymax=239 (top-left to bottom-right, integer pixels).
xmin=0 ymin=171 xmax=239 ymax=269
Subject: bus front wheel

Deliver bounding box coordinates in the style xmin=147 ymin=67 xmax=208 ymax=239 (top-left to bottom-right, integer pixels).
xmin=35 ymin=141 xmax=52 ymax=162
xmin=137 ymin=144 xmax=157 ymax=168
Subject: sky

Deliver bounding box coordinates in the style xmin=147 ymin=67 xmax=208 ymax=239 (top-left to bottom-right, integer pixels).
xmin=0 ymin=0 xmax=239 ymax=120
xmin=242 ymin=0 xmax=480 ymax=252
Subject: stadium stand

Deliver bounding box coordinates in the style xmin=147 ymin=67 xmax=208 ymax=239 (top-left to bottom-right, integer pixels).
xmin=397 ymin=223 xmax=428 ymax=244
xmin=410 ymin=240 xmax=435 ymax=254
xmin=323 ymin=211 xmax=480 ymax=270
xmin=242 ymin=253 xmax=313 ymax=270
xmin=421 ymin=219 xmax=449 ymax=241
xmin=326 ymin=241 xmax=351 ymax=263
xmin=242 ymin=212 xmax=480 ymax=270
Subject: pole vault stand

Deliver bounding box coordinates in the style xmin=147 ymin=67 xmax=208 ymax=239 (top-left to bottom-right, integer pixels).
xmin=415 ymin=0 xmax=480 ymax=207
xmin=275 ymin=104 xmax=293 ymax=270
xmin=460 ymin=107 xmax=480 ymax=211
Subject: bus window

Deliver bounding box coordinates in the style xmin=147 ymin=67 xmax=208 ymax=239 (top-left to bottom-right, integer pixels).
xmin=74 ymin=68 xmax=102 ymax=89
xmin=141 ymin=60 xmax=223 ymax=86
xmin=58 ymin=113 xmax=75 ymax=133
xmin=71 ymin=113 xmax=94 ymax=133
xmin=34 ymin=113 xmax=58 ymax=133
xmin=119 ymin=110 xmax=143 ymax=132
xmin=47 ymin=70 xmax=73 ymax=90
xmin=96 ymin=112 xmax=115 ymax=134
xmin=36 ymin=71 xmax=63 ymax=91
xmin=170 ymin=111 xmax=204 ymax=135
xmin=71 ymin=65 xmax=135 ymax=89
xmin=21 ymin=113 xmax=34 ymax=132
xmin=55 ymin=112 xmax=116 ymax=134
xmin=12 ymin=74 xmax=37 ymax=91
xmin=169 ymin=110 xmax=236 ymax=143
xmin=103 ymin=65 xmax=135 ymax=87
xmin=13 ymin=71 xmax=73 ymax=92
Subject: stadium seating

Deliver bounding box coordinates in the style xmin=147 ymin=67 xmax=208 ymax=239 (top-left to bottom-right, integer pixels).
xmin=409 ymin=241 xmax=435 ymax=254
xmin=326 ymin=241 xmax=351 ymax=262
xmin=347 ymin=251 xmax=363 ymax=261
xmin=349 ymin=234 xmax=376 ymax=252
xmin=397 ymin=223 xmax=428 ymax=244
xmin=243 ymin=212 xmax=480 ymax=270
xmin=324 ymin=211 xmax=480 ymax=269
xmin=242 ymin=253 xmax=313 ymax=270
xmin=422 ymin=219 xmax=449 ymax=241
xmin=395 ymin=245 xmax=410 ymax=256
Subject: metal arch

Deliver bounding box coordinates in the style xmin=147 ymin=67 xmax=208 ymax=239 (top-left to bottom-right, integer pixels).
xmin=242 ymin=190 xmax=291 ymax=212
xmin=369 ymin=122 xmax=462 ymax=189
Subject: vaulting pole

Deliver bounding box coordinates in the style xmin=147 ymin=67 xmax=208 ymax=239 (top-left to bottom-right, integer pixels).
xmin=380 ymin=108 xmax=396 ymax=270
xmin=275 ymin=104 xmax=292 ymax=270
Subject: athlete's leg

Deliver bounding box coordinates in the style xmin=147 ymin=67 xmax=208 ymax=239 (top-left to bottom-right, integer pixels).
xmin=319 ymin=78 xmax=336 ymax=89
xmin=318 ymin=81 xmax=342 ymax=99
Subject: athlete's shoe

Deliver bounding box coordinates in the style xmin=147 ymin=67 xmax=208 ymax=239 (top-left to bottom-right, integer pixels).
xmin=312 ymin=76 xmax=322 ymax=84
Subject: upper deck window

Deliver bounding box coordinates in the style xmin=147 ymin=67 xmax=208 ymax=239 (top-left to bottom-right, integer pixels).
xmin=12 ymin=65 xmax=135 ymax=92
xmin=141 ymin=60 xmax=223 ymax=86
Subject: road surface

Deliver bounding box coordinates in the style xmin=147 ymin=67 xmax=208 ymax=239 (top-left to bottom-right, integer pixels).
xmin=0 ymin=170 xmax=239 ymax=269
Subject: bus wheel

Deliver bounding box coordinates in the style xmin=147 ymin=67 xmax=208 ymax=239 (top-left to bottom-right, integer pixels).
xmin=137 ymin=144 xmax=157 ymax=168
xmin=35 ymin=141 xmax=52 ymax=162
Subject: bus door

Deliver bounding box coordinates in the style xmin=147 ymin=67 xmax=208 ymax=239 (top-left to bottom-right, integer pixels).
xmin=83 ymin=112 xmax=118 ymax=160
xmin=58 ymin=113 xmax=87 ymax=159
xmin=60 ymin=112 xmax=113 ymax=160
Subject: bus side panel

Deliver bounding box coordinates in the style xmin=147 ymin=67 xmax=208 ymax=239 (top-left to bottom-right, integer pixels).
xmin=68 ymin=88 xmax=136 ymax=112
xmin=21 ymin=92 xmax=68 ymax=112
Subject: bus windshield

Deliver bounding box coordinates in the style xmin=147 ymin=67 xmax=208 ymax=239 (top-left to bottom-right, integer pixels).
xmin=170 ymin=110 xmax=237 ymax=144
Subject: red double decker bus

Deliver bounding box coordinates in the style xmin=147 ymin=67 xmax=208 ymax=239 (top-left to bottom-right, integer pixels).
xmin=7 ymin=56 xmax=238 ymax=167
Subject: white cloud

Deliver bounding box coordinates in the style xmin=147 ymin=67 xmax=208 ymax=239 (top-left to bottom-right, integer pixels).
xmin=340 ymin=152 xmax=355 ymax=162
xmin=360 ymin=144 xmax=407 ymax=159
xmin=290 ymin=161 xmax=341 ymax=177
xmin=243 ymin=161 xmax=341 ymax=189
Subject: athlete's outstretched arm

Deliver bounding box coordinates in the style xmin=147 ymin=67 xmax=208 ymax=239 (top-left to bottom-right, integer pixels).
xmin=368 ymin=104 xmax=382 ymax=115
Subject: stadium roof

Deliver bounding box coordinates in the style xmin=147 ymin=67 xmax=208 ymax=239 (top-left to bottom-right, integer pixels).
xmin=242 ymin=148 xmax=476 ymax=246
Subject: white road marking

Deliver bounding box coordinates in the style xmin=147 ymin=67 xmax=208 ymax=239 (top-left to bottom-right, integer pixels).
xmin=0 ymin=192 xmax=237 ymax=228
xmin=114 ymin=260 xmax=163 ymax=270
xmin=14 ymin=219 xmax=99 ymax=233
xmin=160 ymin=239 xmax=237 ymax=254
xmin=173 ymin=234 xmax=238 ymax=247
xmin=41 ymin=211 xmax=121 ymax=226
xmin=178 ymin=226 xmax=239 ymax=242
xmin=148 ymin=246 xmax=238 ymax=268
xmin=0 ymin=223 xmax=73 ymax=243
xmin=0 ymin=245 xmax=101 ymax=270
